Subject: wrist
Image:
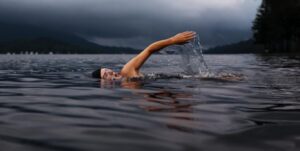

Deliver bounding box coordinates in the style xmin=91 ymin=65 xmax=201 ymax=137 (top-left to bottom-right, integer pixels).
xmin=166 ymin=37 xmax=175 ymax=45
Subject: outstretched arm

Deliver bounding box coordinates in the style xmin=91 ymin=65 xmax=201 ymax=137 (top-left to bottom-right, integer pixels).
xmin=120 ymin=31 xmax=196 ymax=78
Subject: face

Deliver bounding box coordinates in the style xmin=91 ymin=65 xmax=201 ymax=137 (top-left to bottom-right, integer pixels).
xmin=101 ymin=68 xmax=122 ymax=80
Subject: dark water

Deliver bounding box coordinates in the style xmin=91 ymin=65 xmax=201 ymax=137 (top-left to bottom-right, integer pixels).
xmin=0 ymin=54 xmax=300 ymax=151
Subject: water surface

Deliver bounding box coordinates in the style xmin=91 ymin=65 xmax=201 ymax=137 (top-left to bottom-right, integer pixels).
xmin=0 ymin=54 xmax=299 ymax=151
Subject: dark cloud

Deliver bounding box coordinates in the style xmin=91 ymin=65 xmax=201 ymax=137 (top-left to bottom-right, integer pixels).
xmin=0 ymin=0 xmax=261 ymax=48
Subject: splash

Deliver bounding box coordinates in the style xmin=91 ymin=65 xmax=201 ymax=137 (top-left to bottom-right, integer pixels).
xmin=161 ymin=33 xmax=244 ymax=81
xmin=178 ymin=34 xmax=212 ymax=77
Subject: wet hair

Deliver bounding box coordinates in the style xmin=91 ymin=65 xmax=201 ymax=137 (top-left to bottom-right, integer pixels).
xmin=92 ymin=67 xmax=101 ymax=79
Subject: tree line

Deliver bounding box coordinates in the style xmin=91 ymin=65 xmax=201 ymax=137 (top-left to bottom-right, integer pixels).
xmin=252 ymin=0 xmax=300 ymax=53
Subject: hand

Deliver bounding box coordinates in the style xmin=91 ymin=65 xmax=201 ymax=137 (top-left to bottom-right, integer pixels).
xmin=169 ymin=31 xmax=196 ymax=45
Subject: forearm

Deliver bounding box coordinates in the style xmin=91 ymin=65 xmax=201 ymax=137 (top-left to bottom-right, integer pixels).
xmin=145 ymin=38 xmax=174 ymax=54
xmin=120 ymin=38 xmax=174 ymax=76
xmin=131 ymin=38 xmax=174 ymax=69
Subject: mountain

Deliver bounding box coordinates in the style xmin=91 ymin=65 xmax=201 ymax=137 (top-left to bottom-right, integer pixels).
xmin=205 ymin=39 xmax=264 ymax=54
xmin=0 ymin=23 xmax=139 ymax=54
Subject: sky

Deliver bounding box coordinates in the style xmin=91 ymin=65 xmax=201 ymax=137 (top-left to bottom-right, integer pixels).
xmin=0 ymin=0 xmax=262 ymax=48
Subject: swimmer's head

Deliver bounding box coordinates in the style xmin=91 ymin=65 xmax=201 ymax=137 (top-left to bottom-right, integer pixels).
xmin=92 ymin=67 xmax=122 ymax=80
xmin=100 ymin=68 xmax=122 ymax=80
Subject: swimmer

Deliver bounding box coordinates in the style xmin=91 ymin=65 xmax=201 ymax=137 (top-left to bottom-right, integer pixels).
xmin=92 ymin=31 xmax=196 ymax=80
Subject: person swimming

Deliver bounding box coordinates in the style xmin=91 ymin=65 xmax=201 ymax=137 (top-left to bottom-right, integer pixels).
xmin=92 ymin=31 xmax=196 ymax=80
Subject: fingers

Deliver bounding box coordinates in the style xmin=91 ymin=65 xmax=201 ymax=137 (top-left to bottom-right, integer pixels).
xmin=182 ymin=31 xmax=195 ymax=34
xmin=182 ymin=31 xmax=196 ymax=35
xmin=171 ymin=31 xmax=197 ymax=44
xmin=174 ymin=31 xmax=196 ymax=38
xmin=180 ymin=31 xmax=197 ymax=39
xmin=182 ymin=31 xmax=196 ymax=40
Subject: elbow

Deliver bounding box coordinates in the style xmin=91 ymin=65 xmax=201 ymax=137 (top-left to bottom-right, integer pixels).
xmin=147 ymin=43 xmax=160 ymax=54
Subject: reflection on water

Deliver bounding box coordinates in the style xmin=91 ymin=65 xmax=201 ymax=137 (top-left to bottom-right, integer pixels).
xmin=0 ymin=54 xmax=299 ymax=151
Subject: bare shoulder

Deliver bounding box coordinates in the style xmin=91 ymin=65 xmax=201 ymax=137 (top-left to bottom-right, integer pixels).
xmin=120 ymin=66 xmax=141 ymax=78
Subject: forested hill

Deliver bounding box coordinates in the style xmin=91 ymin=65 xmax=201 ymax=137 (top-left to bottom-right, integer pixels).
xmin=0 ymin=23 xmax=139 ymax=54
xmin=205 ymin=39 xmax=263 ymax=54
xmin=201 ymin=0 xmax=300 ymax=54
xmin=252 ymin=0 xmax=300 ymax=53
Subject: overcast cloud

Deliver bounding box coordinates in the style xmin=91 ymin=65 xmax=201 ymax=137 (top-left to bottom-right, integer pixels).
xmin=0 ymin=0 xmax=261 ymax=48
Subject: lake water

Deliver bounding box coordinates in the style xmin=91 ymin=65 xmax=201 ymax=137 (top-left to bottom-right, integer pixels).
xmin=0 ymin=54 xmax=299 ymax=151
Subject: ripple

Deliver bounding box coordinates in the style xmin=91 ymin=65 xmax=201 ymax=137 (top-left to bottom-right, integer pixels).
xmin=0 ymin=54 xmax=300 ymax=151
